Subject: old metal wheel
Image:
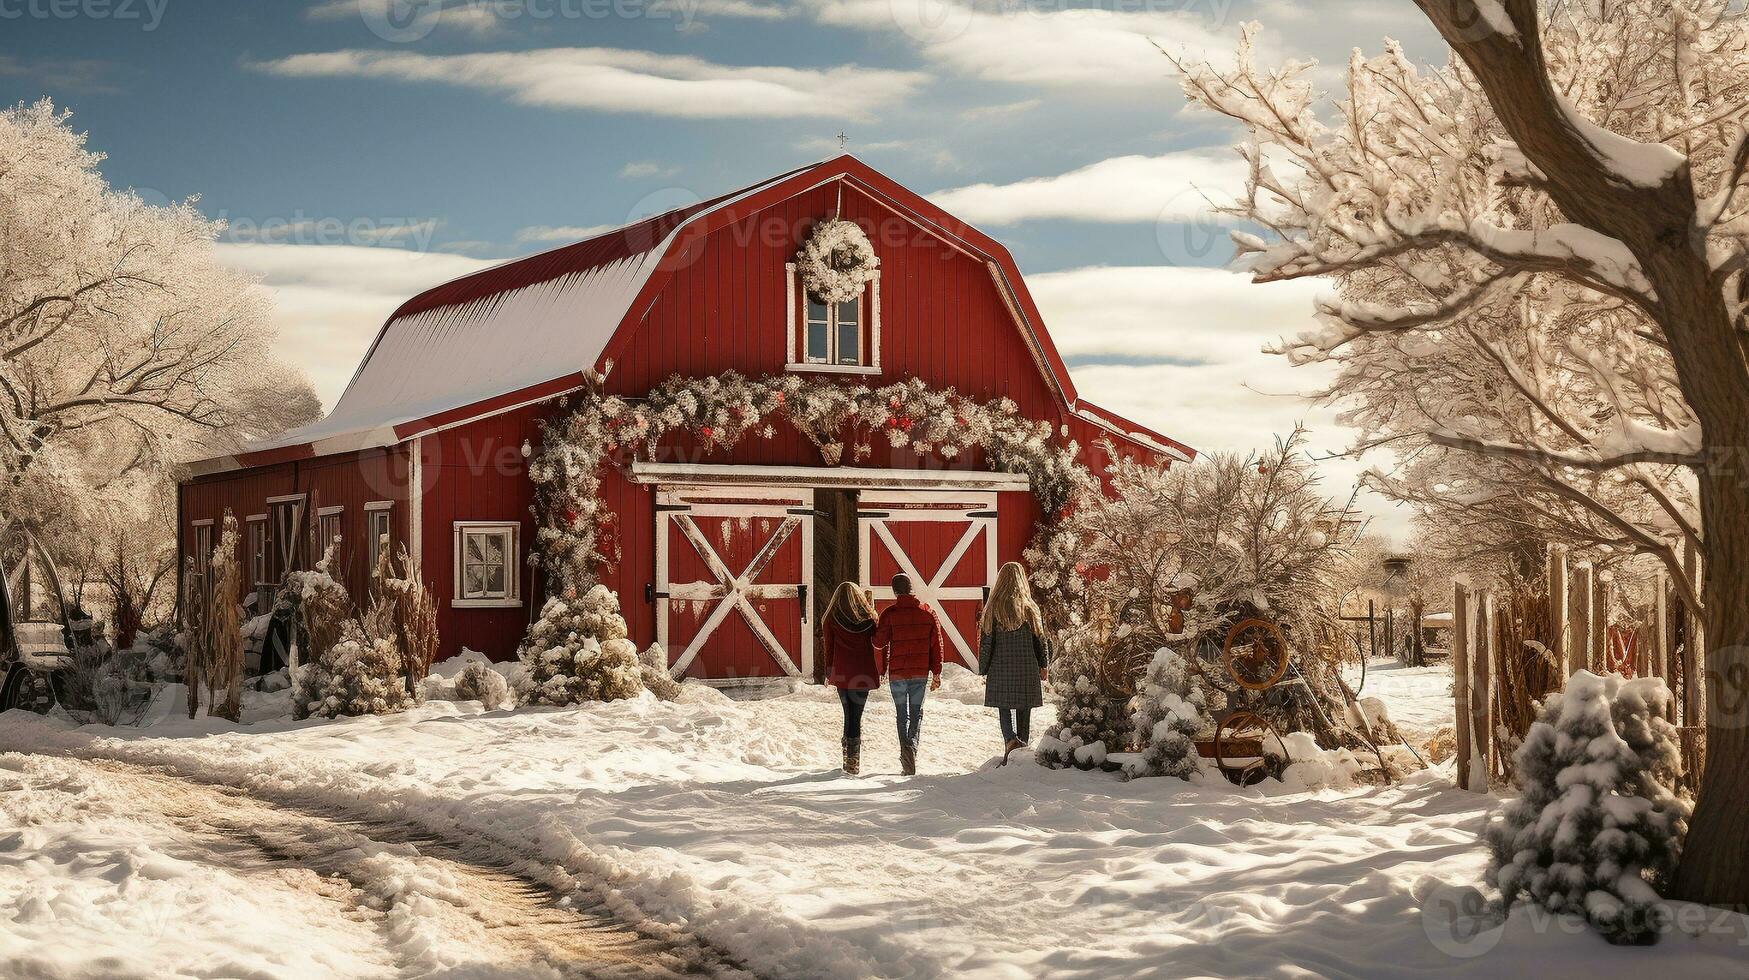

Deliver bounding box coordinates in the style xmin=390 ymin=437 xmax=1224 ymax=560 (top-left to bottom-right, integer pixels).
xmin=1222 ymin=617 xmax=1290 ymax=691
xmin=1 ymin=667 xmax=58 ymax=714
xmin=1212 ymin=709 xmax=1284 ymax=786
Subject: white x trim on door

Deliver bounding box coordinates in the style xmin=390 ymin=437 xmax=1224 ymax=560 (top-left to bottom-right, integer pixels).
xmin=859 ymin=491 xmax=998 ymax=665
xmin=655 ymin=486 xmax=814 ymax=681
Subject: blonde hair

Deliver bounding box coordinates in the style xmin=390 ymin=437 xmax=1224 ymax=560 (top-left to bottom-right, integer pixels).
xmin=824 ymin=580 xmax=876 ymax=627
xmin=980 ymin=561 xmax=1043 ymax=635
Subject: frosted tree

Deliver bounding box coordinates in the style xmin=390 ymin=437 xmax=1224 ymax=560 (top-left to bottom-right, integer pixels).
xmin=1124 ymin=648 xmax=1209 ymax=779
xmin=1486 ymin=671 xmax=1688 ymax=943
xmin=1177 ymin=1 xmax=1749 ymax=904
xmin=0 ymin=100 xmax=317 ymax=578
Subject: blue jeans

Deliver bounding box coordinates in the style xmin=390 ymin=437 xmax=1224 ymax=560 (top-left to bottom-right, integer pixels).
xmin=998 ymin=707 xmax=1031 ymax=743
xmin=890 ymin=678 xmax=927 ymax=748
xmin=838 ymin=688 xmax=869 ymax=741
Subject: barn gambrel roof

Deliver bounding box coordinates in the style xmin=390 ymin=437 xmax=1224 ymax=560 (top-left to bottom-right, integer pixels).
xmin=197 ymin=156 xmax=1191 ymax=474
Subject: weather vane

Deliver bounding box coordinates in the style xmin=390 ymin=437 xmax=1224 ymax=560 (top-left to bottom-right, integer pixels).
xmin=837 ymin=131 xmax=849 ymax=150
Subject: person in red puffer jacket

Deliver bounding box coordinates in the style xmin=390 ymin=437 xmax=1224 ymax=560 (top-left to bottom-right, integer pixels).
xmin=872 ymin=573 xmax=943 ymax=776
xmin=821 ymin=581 xmax=879 ymax=776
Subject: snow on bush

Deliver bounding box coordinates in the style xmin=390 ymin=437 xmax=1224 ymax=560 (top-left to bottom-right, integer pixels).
xmin=639 ymin=642 xmax=681 ymax=702
xmin=1123 ymin=648 xmax=1208 ymax=780
xmin=1484 ymin=671 xmax=1689 ymax=945
xmin=290 ymin=546 xmax=413 ymax=721
xmin=1271 ymin=732 xmax=1365 ymax=790
xmin=294 ymin=634 xmax=411 ymax=720
xmin=453 ymin=660 xmax=513 ymax=710
xmin=1037 ymin=635 xmax=1127 ymax=770
xmin=517 ymin=586 xmax=646 ymax=706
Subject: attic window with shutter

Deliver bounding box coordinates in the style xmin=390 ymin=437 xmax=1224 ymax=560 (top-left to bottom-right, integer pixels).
xmin=786 ymin=262 xmax=880 ymax=375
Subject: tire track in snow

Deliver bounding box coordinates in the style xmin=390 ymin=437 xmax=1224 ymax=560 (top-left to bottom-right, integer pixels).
xmin=74 ymin=758 xmax=748 ymax=979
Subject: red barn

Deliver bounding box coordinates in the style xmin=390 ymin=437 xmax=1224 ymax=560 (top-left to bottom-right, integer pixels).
xmin=178 ymin=156 xmax=1193 ymax=683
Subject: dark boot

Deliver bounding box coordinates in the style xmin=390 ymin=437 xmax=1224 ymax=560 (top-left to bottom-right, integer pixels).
xmin=843 ymin=738 xmax=861 ymax=776
xmin=900 ymin=740 xmax=917 ymax=776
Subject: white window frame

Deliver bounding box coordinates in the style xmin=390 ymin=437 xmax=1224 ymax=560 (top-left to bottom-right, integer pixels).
xmin=785 ymin=261 xmax=880 ymax=375
xmin=365 ymin=502 xmax=393 ymax=572
xmin=246 ymin=515 xmax=270 ymax=587
xmin=452 ymin=521 xmax=521 ymax=608
xmin=317 ymin=505 xmax=344 ymax=558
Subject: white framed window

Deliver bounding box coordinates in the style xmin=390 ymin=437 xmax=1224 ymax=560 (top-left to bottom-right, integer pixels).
xmin=453 ymin=521 xmax=520 ymax=608
xmin=246 ymin=516 xmax=269 ymax=586
xmin=365 ymin=502 xmax=393 ymax=571
xmin=267 ymin=494 xmax=306 ymax=578
xmin=786 ymin=262 xmax=880 ymax=375
xmin=317 ymin=506 xmax=344 ymax=558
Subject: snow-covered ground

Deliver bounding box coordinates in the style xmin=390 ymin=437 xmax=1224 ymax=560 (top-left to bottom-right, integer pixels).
xmin=3 ymin=662 xmax=1747 ymax=979
xmin=1350 ymin=658 xmax=1457 ymax=740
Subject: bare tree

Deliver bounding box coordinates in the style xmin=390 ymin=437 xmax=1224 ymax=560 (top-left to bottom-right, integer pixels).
xmin=1178 ymin=0 xmax=1749 ymax=903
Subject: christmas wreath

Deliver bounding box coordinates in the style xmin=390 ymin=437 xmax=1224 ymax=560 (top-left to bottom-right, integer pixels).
xmin=796 ymin=219 xmax=879 ymax=304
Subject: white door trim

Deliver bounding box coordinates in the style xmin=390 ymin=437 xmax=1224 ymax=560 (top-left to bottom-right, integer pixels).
xmin=655 ymin=485 xmax=815 ymax=681
xmin=858 ymin=491 xmax=998 ymax=666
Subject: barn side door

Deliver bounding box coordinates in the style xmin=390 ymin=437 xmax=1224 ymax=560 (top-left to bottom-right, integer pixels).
xmin=655 ymin=485 xmax=815 ymax=683
xmin=858 ymin=490 xmax=997 ymax=669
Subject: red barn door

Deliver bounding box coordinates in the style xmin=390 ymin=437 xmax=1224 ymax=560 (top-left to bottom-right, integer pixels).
xmin=859 ymin=490 xmax=998 ymax=669
xmin=656 ymin=485 xmax=814 ymax=682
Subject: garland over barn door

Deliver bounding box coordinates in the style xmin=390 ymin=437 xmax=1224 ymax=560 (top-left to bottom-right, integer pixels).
xmin=655 ymin=485 xmax=814 ymax=682
xmin=859 ymin=490 xmax=997 ymax=669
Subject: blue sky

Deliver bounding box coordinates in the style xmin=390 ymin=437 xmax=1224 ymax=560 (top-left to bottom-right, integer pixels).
xmin=2 ymin=0 xmax=1455 ymax=538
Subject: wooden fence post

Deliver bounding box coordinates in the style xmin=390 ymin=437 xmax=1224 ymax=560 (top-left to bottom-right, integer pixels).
xmin=1454 ymin=583 xmax=1472 ymax=790
xmin=1473 ymin=589 xmax=1494 ymax=790
xmin=1548 ymin=544 xmax=1569 ymax=676
xmin=1571 ymin=563 xmax=1594 ymax=676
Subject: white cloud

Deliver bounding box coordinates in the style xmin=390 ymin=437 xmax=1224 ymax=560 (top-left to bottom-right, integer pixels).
xmin=216 ymin=243 xmax=495 ymax=409
xmin=619 ymin=160 xmax=680 ymax=179
xmin=513 ymin=224 xmax=621 ymax=243
xmin=929 ymin=149 xmax=1244 ymax=225
xmin=959 ymin=98 xmax=1041 ymax=121
xmin=811 ymin=0 xmax=1233 ymax=88
xmin=1032 ymin=265 xmax=1413 ymax=540
xmin=255 ymin=48 xmax=928 ymax=120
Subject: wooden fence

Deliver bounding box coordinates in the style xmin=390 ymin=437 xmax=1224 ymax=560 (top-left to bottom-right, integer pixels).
xmin=1452 ymin=544 xmax=1707 ymax=793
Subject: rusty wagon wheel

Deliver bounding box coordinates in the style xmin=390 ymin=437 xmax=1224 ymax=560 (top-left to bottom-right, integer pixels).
xmin=1212 ymin=710 xmax=1285 ymax=786
xmin=1223 ymin=617 xmax=1290 ymax=691
xmin=1098 ymin=631 xmax=1160 ymax=699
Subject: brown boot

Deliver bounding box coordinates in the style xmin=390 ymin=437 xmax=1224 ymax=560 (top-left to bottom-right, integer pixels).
xmin=900 ymin=741 xmax=917 ymax=776
xmin=843 ymin=738 xmax=861 ymax=776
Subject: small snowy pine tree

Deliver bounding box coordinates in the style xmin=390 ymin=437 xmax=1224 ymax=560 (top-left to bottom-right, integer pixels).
xmin=1123 ymin=648 xmax=1208 ymax=779
xmin=1036 ymin=634 xmax=1126 ymax=770
xmin=1484 ymin=671 xmax=1689 ymax=945
xmin=290 ymin=543 xmax=412 ymax=720
xmin=517 ymin=585 xmax=645 ymax=705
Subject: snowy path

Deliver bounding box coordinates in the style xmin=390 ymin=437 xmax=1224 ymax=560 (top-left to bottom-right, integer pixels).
xmin=0 ymin=753 xmax=735 ymax=979
xmin=5 ymin=670 xmax=1749 ymax=978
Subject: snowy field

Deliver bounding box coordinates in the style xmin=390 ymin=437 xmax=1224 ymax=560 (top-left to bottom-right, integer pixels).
xmin=3 ymin=663 xmax=1748 ymax=979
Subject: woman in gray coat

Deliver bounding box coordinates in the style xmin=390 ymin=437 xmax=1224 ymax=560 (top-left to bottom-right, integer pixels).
xmin=977 ymin=561 xmax=1051 ymax=754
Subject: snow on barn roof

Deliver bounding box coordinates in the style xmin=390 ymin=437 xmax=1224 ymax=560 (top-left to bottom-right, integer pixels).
xmin=198 ymin=156 xmax=1192 ymax=474
xmin=239 ymin=162 xmax=825 ymax=460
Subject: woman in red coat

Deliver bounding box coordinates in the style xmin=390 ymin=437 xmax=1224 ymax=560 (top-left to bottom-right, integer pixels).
xmin=821 ymin=581 xmax=879 ymax=775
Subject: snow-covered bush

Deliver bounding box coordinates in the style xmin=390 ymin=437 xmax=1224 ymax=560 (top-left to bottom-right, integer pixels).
xmin=518 ymin=586 xmax=645 ymax=706
xmin=1123 ymin=648 xmax=1208 ymax=780
xmin=639 ymin=642 xmax=681 ymax=702
xmin=294 ymin=633 xmax=411 ymax=720
xmin=290 ymin=543 xmax=412 ymax=721
xmin=453 ymin=659 xmax=513 ymax=710
xmin=1484 ymin=671 xmax=1689 ymax=945
xmin=1037 ymin=635 xmax=1127 ymax=770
